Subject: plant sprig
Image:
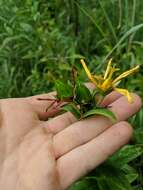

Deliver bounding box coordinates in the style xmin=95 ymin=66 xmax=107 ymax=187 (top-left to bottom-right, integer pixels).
xmin=52 ymin=58 xmax=139 ymax=122
xmin=54 ymin=79 xmax=117 ymax=122
xmin=38 ymin=58 xmax=139 ymax=122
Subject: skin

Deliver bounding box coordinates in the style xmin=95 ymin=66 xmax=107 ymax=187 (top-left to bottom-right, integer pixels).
xmin=0 ymin=91 xmax=142 ymax=190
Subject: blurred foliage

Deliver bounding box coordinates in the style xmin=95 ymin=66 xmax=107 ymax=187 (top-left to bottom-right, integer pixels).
xmin=0 ymin=0 xmax=143 ymax=189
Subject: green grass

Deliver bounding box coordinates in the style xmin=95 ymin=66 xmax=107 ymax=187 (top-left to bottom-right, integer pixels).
xmin=0 ymin=0 xmax=143 ymax=189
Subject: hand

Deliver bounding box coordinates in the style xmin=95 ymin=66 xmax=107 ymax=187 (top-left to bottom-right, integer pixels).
xmin=0 ymin=91 xmax=141 ymax=190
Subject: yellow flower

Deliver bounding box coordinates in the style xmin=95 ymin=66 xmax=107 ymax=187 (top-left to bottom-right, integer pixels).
xmin=80 ymin=58 xmax=139 ymax=103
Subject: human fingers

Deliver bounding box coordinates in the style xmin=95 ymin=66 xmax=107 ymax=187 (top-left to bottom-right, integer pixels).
xmin=101 ymin=91 xmax=122 ymax=107
xmin=57 ymin=121 xmax=133 ymax=189
xmin=53 ymin=93 xmax=141 ymax=158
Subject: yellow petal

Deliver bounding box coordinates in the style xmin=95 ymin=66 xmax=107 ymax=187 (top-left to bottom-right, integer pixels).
xmin=80 ymin=59 xmax=97 ymax=86
xmin=100 ymin=78 xmax=112 ymax=91
xmin=104 ymin=58 xmax=112 ymax=79
xmin=113 ymin=65 xmax=140 ymax=84
xmin=108 ymin=66 xmax=120 ymax=79
xmin=94 ymin=75 xmax=104 ymax=82
xmin=114 ymin=88 xmax=133 ymax=103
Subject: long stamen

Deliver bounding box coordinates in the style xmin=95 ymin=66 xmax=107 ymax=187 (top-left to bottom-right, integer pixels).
xmin=113 ymin=65 xmax=140 ymax=84
xmin=109 ymin=67 xmax=119 ymax=79
xmin=100 ymin=66 xmax=119 ymax=91
xmin=80 ymin=59 xmax=98 ymax=86
xmin=104 ymin=58 xmax=112 ymax=79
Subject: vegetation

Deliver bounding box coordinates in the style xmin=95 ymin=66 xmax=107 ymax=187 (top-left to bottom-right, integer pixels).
xmin=0 ymin=0 xmax=143 ymax=189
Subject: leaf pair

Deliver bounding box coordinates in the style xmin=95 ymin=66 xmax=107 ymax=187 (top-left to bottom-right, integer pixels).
xmin=55 ymin=80 xmax=92 ymax=104
xmin=55 ymin=80 xmax=117 ymax=122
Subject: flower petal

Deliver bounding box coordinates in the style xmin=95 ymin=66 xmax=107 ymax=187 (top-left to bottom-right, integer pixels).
xmin=108 ymin=66 xmax=119 ymax=79
xmin=113 ymin=65 xmax=140 ymax=84
xmin=104 ymin=58 xmax=112 ymax=79
xmin=114 ymin=87 xmax=133 ymax=103
xmin=100 ymin=78 xmax=112 ymax=91
xmin=80 ymin=59 xmax=97 ymax=86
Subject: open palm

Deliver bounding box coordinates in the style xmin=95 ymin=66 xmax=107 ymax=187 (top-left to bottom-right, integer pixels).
xmin=0 ymin=91 xmax=141 ymax=190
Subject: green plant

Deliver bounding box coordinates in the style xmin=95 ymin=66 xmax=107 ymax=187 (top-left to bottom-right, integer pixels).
xmin=0 ymin=0 xmax=143 ymax=189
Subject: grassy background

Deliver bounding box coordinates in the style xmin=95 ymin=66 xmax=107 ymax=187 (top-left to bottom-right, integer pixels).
xmin=0 ymin=0 xmax=143 ymax=189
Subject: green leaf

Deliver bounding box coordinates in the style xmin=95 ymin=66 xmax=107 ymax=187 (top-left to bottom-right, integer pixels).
xmin=95 ymin=162 xmax=133 ymax=190
xmin=61 ymin=103 xmax=81 ymax=119
xmin=126 ymin=173 xmax=138 ymax=184
xmin=104 ymin=23 xmax=143 ymax=61
xmin=55 ymin=80 xmax=73 ymax=100
xmin=97 ymin=177 xmax=109 ymax=190
xmin=122 ymin=164 xmax=138 ymax=183
xmin=69 ymin=178 xmax=98 ymax=190
xmin=96 ymin=167 xmax=134 ymax=190
xmin=75 ymin=82 xmax=92 ymax=104
xmin=110 ymin=145 xmax=143 ymax=167
xmin=83 ymin=108 xmax=117 ymax=122
xmin=106 ymin=177 xmax=133 ymax=190
xmin=97 ymin=176 xmax=132 ymax=190
xmin=133 ymin=129 xmax=143 ymax=144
